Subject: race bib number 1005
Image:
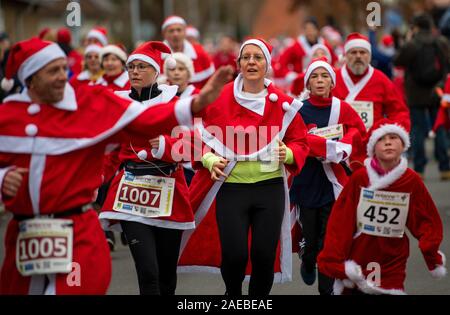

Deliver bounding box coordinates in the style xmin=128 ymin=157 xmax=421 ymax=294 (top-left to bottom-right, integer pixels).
xmin=16 ymin=218 xmax=73 ymax=276
xmin=357 ymin=189 xmax=410 ymax=238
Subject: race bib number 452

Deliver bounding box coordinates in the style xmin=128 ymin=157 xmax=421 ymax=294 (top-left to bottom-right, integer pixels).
xmin=16 ymin=218 xmax=73 ymax=276
xmin=113 ymin=172 xmax=175 ymax=218
xmin=357 ymin=189 xmax=410 ymax=238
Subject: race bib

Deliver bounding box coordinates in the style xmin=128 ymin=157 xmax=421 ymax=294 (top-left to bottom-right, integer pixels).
xmin=113 ymin=172 xmax=175 ymax=218
xmin=357 ymin=189 xmax=410 ymax=238
xmin=16 ymin=218 xmax=73 ymax=276
xmin=309 ymin=124 xmax=344 ymax=141
xmin=350 ymin=101 xmax=374 ymax=130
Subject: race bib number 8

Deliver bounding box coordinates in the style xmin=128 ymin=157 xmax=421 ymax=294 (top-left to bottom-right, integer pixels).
xmin=350 ymin=101 xmax=374 ymax=130
xmin=113 ymin=172 xmax=175 ymax=218
xmin=16 ymin=218 xmax=73 ymax=276
xmin=357 ymin=189 xmax=410 ymax=238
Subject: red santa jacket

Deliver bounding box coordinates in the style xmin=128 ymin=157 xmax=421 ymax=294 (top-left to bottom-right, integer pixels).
xmin=94 ymin=71 xmax=130 ymax=92
xmin=273 ymin=36 xmax=337 ymax=86
xmin=99 ymin=85 xmax=194 ymax=230
xmin=69 ymin=70 xmax=96 ymax=90
xmin=0 ymin=83 xmax=195 ymax=294
xmin=165 ymin=40 xmax=215 ymax=89
xmin=334 ymin=65 xmax=411 ymax=132
xmin=177 ymin=76 xmax=310 ymax=282
xmin=302 ymin=96 xmax=367 ymax=198
xmin=0 ymin=83 xmax=195 ymax=216
xmin=317 ymin=158 xmax=446 ymax=295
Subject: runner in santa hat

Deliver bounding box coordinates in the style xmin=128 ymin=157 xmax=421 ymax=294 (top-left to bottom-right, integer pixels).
xmin=177 ymin=38 xmax=310 ymax=295
xmin=164 ymin=52 xmax=200 ymax=186
xmin=186 ymin=25 xmax=200 ymax=44
xmin=290 ymin=44 xmax=333 ymax=98
xmin=162 ymin=15 xmax=215 ymax=89
xmin=99 ymin=42 xmax=195 ymax=295
xmin=289 ymin=57 xmax=366 ymax=294
xmin=86 ymin=27 xmax=108 ymax=47
xmin=272 ymin=17 xmax=337 ymax=89
xmin=334 ymin=33 xmax=410 ymax=133
xmin=94 ymin=44 xmax=130 ymax=92
xmin=0 ymin=37 xmax=232 ymax=295
xmin=318 ymin=119 xmax=446 ymax=295
xmin=69 ymin=44 xmax=104 ymax=90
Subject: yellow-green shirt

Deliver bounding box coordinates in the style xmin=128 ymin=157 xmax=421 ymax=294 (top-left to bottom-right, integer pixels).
xmin=201 ymin=148 xmax=294 ymax=184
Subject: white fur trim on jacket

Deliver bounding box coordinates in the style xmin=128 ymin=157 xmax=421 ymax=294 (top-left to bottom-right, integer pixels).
xmin=430 ymin=251 xmax=447 ymax=279
xmin=365 ymin=157 xmax=408 ymax=191
xmin=345 ymin=260 xmax=365 ymax=282
xmin=366 ymin=123 xmax=410 ymax=157
xmin=325 ymin=140 xmax=352 ymax=164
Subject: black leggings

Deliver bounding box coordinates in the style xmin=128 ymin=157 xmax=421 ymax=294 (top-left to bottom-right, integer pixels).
xmin=216 ymin=178 xmax=285 ymax=296
xmin=120 ymin=221 xmax=182 ymax=295
xmin=299 ymin=202 xmax=335 ymax=295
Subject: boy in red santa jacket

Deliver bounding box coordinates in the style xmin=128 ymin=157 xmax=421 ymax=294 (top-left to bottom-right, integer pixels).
xmin=317 ymin=119 xmax=446 ymax=295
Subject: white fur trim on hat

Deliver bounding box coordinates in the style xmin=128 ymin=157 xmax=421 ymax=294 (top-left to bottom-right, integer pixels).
xmin=310 ymin=44 xmax=332 ymax=64
xmin=101 ymin=45 xmax=127 ymax=63
xmin=84 ymin=44 xmax=102 ymax=56
xmin=18 ymin=43 xmax=66 ymax=84
xmin=304 ymin=60 xmax=336 ymax=87
xmin=239 ymin=39 xmax=272 ymax=72
xmin=162 ymin=16 xmax=187 ymax=31
xmin=345 ymin=39 xmax=372 ymax=54
xmin=366 ymin=123 xmax=410 ymax=157
xmin=127 ymin=54 xmax=161 ymax=74
xmin=165 ymin=52 xmax=194 ymax=78
xmin=87 ymin=29 xmax=108 ymax=46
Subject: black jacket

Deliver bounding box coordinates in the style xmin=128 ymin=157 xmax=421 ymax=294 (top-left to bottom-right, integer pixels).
xmin=394 ymin=31 xmax=450 ymax=108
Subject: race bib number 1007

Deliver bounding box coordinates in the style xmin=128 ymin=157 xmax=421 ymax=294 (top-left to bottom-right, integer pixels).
xmin=113 ymin=172 xmax=175 ymax=218
xmin=357 ymin=189 xmax=410 ymax=238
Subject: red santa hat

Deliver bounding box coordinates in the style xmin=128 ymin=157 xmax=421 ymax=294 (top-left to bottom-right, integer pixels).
xmin=381 ymin=34 xmax=394 ymax=47
xmin=344 ymin=32 xmax=372 ymax=55
xmin=238 ymin=38 xmax=273 ymax=72
xmin=310 ymin=44 xmax=332 ymax=64
xmin=84 ymin=44 xmax=102 ymax=56
xmin=366 ymin=118 xmax=410 ymax=157
xmin=38 ymin=28 xmax=51 ymax=40
xmin=186 ymin=25 xmax=200 ymax=39
xmin=1 ymin=37 xmax=66 ymax=91
xmin=87 ymin=27 xmax=108 ymax=46
xmin=164 ymin=52 xmax=195 ymax=78
xmin=161 ymin=15 xmax=187 ymax=31
xmin=100 ymin=44 xmax=127 ymax=63
xmin=127 ymin=41 xmax=176 ymax=74
xmin=57 ymin=27 xmax=72 ymax=45
xmin=304 ymin=56 xmax=336 ymax=87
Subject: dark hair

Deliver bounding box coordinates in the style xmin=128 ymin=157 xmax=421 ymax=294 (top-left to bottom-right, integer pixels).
xmin=304 ymin=17 xmax=320 ymax=30
xmin=411 ymin=13 xmax=434 ymax=31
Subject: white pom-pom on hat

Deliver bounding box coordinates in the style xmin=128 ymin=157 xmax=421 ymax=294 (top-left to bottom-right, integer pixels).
xmin=269 ymin=93 xmax=278 ymax=102
xmin=162 ymin=53 xmax=177 ymax=70
xmin=137 ymin=150 xmax=148 ymax=160
xmin=1 ymin=77 xmax=14 ymax=92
